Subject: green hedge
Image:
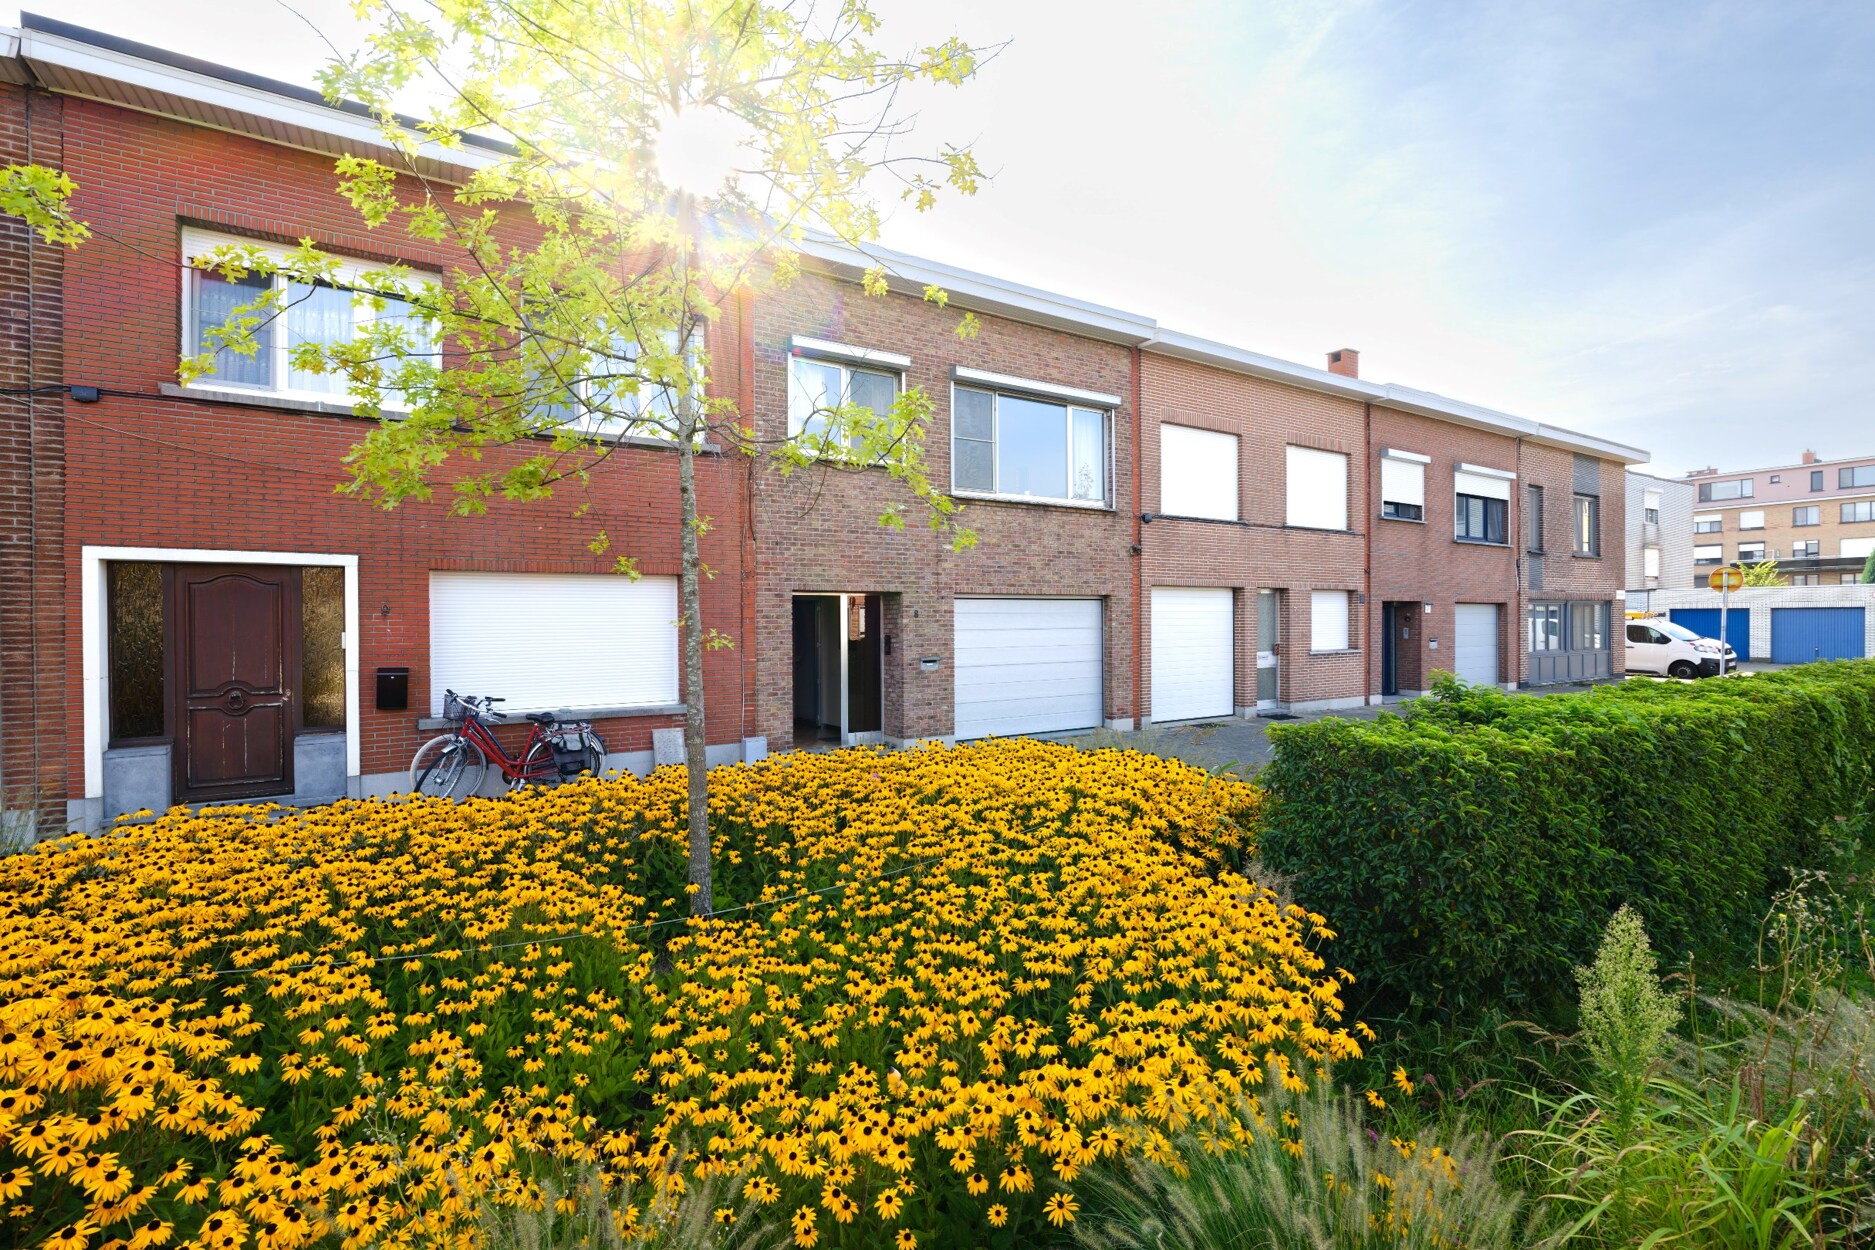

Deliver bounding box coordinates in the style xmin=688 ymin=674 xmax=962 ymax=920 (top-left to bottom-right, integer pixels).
xmin=1257 ymin=661 xmax=1875 ymax=1020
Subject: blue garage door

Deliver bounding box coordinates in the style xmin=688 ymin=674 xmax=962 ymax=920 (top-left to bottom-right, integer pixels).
xmin=1669 ymin=608 xmax=1752 ymax=659
xmin=1770 ymin=608 xmax=1866 ymax=663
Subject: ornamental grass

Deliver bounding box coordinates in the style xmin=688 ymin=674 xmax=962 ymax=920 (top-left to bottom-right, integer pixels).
xmin=0 ymin=739 xmax=1364 ymax=1249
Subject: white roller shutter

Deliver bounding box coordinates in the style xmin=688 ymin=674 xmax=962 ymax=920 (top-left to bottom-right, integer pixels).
xmin=954 ymin=598 xmax=1102 ymax=738
xmin=1453 ymin=469 xmax=1512 ymax=501
xmin=1151 ymin=588 xmax=1234 ymax=722
xmin=1285 ymin=446 xmax=1348 ymax=529
xmin=1380 ymin=456 xmax=1425 ymax=509
xmin=1160 ymin=426 xmax=1239 ymax=520
xmin=429 ymin=572 xmax=678 ymax=715
xmin=1454 ymin=603 xmax=1500 ymax=687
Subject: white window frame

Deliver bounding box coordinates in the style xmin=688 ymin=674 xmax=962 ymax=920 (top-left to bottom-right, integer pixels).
xmin=1643 ymin=546 xmax=1660 ymax=577
xmin=1309 ymin=589 xmax=1352 ymax=653
xmin=1793 ymin=540 xmax=1820 ymax=558
xmin=1737 ymin=541 xmax=1766 ymax=562
xmin=788 ymin=345 xmax=905 ymax=455
xmin=553 ymin=328 xmax=704 ymax=444
xmin=1694 ymin=544 xmax=1723 ymax=565
xmin=180 ymin=226 xmax=440 ymax=409
xmin=1285 ymin=445 xmax=1349 ymax=530
xmin=1159 ymin=425 xmax=1239 ymax=521
xmin=948 ymin=377 xmax=1115 ymax=509
xmin=1737 ymin=510 xmax=1765 ymax=531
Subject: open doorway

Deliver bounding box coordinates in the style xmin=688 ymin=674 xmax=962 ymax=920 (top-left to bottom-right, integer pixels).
xmin=791 ymin=593 xmax=883 ymax=750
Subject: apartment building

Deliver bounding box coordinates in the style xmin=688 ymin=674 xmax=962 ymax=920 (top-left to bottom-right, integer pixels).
xmin=1686 ymin=451 xmax=1875 ymax=584
xmin=1625 ymin=470 xmax=1696 ymax=598
xmin=0 ymin=16 xmax=1648 ymax=829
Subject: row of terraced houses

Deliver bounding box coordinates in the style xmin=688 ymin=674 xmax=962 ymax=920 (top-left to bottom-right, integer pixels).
xmin=0 ymin=15 xmax=1648 ymax=832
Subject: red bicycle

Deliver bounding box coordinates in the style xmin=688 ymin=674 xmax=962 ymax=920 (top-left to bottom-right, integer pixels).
xmin=408 ymin=690 xmax=607 ymax=798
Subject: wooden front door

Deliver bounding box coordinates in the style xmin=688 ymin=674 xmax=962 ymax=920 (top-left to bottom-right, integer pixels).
xmin=171 ymin=565 xmax=296 ymax=801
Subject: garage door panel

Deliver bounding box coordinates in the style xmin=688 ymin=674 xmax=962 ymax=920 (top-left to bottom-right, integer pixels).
xmin=954 ymin=599 xmax=1103 ymax=738
xmin=1151 ymin=587 xmax=1234 ymax=722
xmin=1454 ymin=603 xmax=1500 ymax=687
xmin=1770 ymin=607 xmax=1866 ymax=663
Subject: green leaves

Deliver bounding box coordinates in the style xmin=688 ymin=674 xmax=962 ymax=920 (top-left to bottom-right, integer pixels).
xmin=0 ymin=164 xmax=89 ymax=246
xmin=1260 ymin=663 xmax=1875 ymax=1024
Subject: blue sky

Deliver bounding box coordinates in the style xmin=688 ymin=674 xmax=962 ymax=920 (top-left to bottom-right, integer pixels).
xmin=36 ymin=0 xmax=1875 ymax=473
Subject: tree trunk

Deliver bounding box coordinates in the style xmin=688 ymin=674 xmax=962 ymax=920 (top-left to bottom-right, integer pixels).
xmin=676 ymin=376 xmax=712 ymax=917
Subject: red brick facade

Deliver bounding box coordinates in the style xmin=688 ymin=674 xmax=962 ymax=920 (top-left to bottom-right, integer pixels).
xmin=0 ymin=33 xmax=1641 ymax=829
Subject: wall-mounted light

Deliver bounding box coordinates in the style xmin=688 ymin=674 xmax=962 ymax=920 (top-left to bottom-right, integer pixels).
xmin=1139 ymin=512 xmax=1155 ymax=524
xmin=380 ymin=602 xmax=392 ymax=618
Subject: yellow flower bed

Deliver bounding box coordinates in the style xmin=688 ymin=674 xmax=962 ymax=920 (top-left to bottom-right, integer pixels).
xmin=0 ymin=740 xmax=1360 ymax=1248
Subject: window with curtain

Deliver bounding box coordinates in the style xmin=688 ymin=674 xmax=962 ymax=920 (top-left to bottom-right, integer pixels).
xmin=184 ymin=228 xmax=439 ymax=405
xmin=1573 ymin=494 xmax=1601 ymax=555
xmin=788 ymin=354 xmax=899 ymax=454
xmin=1569 ymin=602 xmax=1608 ymax=651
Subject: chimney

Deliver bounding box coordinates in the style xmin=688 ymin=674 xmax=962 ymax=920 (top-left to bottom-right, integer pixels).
xmin=1801 ymin=449 xmax=1819 ymax=464
xmin=1327 ymin=348 xmax=1359 ymax=378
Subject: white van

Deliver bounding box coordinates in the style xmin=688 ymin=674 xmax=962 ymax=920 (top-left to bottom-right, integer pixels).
xmin=1624 ymin=615 xmax=1738 ymax=679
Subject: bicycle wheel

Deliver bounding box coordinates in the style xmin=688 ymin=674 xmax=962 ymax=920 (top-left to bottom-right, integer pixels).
xmin=409 ymin=734 xmax=487 ymax=799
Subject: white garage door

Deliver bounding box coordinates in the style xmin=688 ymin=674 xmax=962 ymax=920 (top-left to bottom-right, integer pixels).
xmin=1151 ymin=587 xmax=1234 ymax=722
xmin=1454 ymin=603 xmax=1500 ymax=687
xmin=954 ymin=598 xmax=1103 ymax=739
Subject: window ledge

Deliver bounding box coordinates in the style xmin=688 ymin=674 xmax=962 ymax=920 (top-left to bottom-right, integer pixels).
xmin=1455 ymin=537 xmax=1511 ymax=547
xmin=1381 ymin=514 xmax=1426 ymax=524
xmin=161 ymin=383 xmax=722 ymax=452
xmin=951 ymin=490 xmax=1113 ymax=512
xmin=414 ymin=703 xmax=685 ymax=731
xmin=1572 ymin=553 xmax=1603 ymax=560
xmin=1309 ymin=648 xmax=1361 ymax=657
xmin=1154 ymin=512 xmax=1245 ymax=526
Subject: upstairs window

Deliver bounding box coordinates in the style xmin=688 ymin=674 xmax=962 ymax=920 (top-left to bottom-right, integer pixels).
xmin=1159 ymin=425 xmax=1239 ymax=521
xmin=1843 ymin=502 xmax=1875 ymax=524
xmin=1573 ymin=494 xmax=1601 ymax=556
xmin=1379 ymin=450 xmax=1426 ymax=521
xmin=1694 ymin=545 xmax=1722 ymax=565
xmin=952 ymin=377 xmax=1110 ymax=506
xmin=1737 ymin=510 xmax=1765 ymax=530
xmin=1738 ymin=541 xmax=1765 ymax=562
xmin=1285 ymin=446 xmax=1349 ymax=530
xmin=1526 ymin=484 xmax=1545 ymax=552
xmin=1453 ymin=467 xmax=1512 ymax=544
xmin=1793 ymin=506 xmax=1820 ymax=527
xmin=1643 ymin=488 xmax=1661 ymax=524
xmin=183 ymin=228 xmax=438 ymax=405
xmin=1643 ymin=547 xmax=1661 ymax=577
xmin=1811 ymin=470 xmax=1825 ymax=491
xmin=1793 ymin=540 xmax=1820 ymax=558
xmin=536 ymin=328 xmax=700 ymax=442
xmin=1697 ymin=478 xmax=1753 ymax=502
xmin=789 ymin=350 xmax=901 ymax=453
xmin=1840 ymin=465 xmax=1875 ymax=489
xmin=1694 ymin=514 xmax=1722 ymax=534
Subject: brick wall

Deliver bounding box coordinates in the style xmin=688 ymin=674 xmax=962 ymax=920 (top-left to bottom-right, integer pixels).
xmin=37 ymin=93 xmax=751 ymax=812
xmin=1518 ymin=442 xmax=1627 ymax=679
xmin=1139 ymin=353 xmax=1367 ymax=710
xmin=1368 ymin=405 xmax=1522 ymax=690
xmin=748 ymin=271 xmax=1138 ymax=745
xmin=0 ymin=85 xmax=68 ymax=820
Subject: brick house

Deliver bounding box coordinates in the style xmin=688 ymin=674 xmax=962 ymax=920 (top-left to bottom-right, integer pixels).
xmin=0 ymin=16 xmax=1649 ymax=831
xmin=0 ymin=17 xmax=758 ymax=831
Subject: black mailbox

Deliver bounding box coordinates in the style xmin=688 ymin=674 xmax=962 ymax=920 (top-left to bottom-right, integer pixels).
xmin=376 ymin=666 xmax=410 ymax=712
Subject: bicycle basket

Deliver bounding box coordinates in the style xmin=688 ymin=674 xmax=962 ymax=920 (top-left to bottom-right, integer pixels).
xmin=442 ymin=691 xmax=468 ymax=721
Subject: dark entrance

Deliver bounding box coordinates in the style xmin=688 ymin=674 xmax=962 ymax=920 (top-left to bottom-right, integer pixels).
xmin=171 ymin=565 xmax=296 ymax=801
xmin=1381 ymin=601 xmax=1422 ymax=697
xmin=791 ymin=593 xmax=883 ymax=749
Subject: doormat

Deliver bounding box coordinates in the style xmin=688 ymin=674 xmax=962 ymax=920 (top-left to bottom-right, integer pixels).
xmin=1257 ymin=712 xmax=1299 ymax=721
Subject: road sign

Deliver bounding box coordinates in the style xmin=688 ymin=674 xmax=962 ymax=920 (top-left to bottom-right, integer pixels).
xmin=1708 ymin=566 xmax=1744 ymax=592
